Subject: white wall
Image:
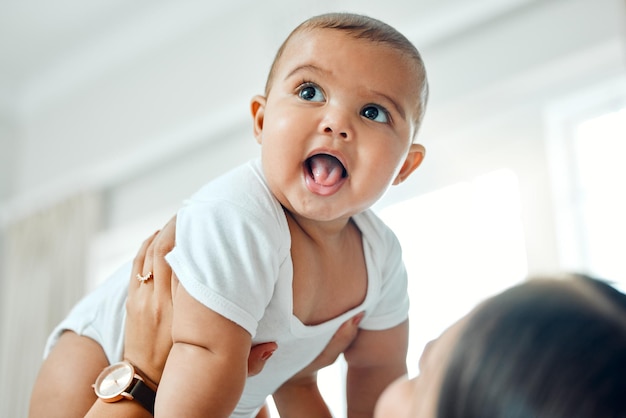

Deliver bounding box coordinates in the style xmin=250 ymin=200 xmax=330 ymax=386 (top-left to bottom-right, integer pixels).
xmin=0 ymin=115 xmax=16 ymax=202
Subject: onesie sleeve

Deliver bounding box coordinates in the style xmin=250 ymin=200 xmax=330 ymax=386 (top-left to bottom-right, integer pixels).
xmin=359 ymin=213 xmax=410 ymax=331
xmin=165 ymin=199 xmax=284 ymax=337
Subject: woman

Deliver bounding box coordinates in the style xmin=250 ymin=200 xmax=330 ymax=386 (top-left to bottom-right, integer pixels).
xmin=376 ymin=272 xmax=626 ymax=417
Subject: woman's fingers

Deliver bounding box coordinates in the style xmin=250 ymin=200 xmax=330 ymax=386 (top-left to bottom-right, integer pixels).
xmin=253 ymin=314 xmax=363 ymax=403
xmin=288 ymin=312 xmax=363 ymax=381
xmin=313 ymin=312 xmax=362 ymax=369
xmin=149 ymin=216 xmax=176 ymax=299
xmin=129 ymin=230 xmax=159 ymax=295
xmin=248 ymin=342 xmax=278 ymax=377
xmin=123 ymin=218 xmax=177 ymax=386
xmin=324 ymin=311 xmax=363 ymax=357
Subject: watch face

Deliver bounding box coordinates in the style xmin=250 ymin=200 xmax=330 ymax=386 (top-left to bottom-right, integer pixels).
xmin=94 ymin=361 xmax=134 ymax=400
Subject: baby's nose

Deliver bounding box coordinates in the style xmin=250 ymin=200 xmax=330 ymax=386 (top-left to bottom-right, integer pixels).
xmin=320 ymin=106 xmax=353 ymax=140
xmin=323 ymin=126 xmax=348 ymax=139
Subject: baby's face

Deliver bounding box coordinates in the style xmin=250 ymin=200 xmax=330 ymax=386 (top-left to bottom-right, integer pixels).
xmin=253 ymin=28 xmax=424 ymax=224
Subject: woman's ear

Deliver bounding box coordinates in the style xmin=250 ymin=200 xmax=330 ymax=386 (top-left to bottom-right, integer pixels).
xmin=393 ymin=144 xmax=426 ymax=185
xmin=251 ymin=95 xmax=267 ymax=144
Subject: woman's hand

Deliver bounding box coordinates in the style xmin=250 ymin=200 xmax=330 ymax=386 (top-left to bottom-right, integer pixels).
xmin=272 ymin=311 xmax=363 ymax=417
xmin=295 ymin=311 xmax=363 ymax=378
xmin=124 ymin=217 xmax=177 ymax=387
xmin=123 ymin=216 xmax=278 ymax=389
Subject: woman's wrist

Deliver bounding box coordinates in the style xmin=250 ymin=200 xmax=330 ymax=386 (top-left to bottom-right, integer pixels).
xmin=124 ymin=359 xmax=160 ymax=392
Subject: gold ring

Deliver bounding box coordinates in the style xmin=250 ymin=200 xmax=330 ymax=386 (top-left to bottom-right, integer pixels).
xmin=136 ymin=272 xmax=153 ymax=283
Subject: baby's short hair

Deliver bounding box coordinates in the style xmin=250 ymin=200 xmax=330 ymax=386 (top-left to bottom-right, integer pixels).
xmin=265 ymin=13 xmax=429 ymax=132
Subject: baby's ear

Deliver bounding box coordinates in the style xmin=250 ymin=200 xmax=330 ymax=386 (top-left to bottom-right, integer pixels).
xmin=393 ymin=144 xmax=425 ymax=185
xmin=251 ymin=95 xmax=267 ymax=144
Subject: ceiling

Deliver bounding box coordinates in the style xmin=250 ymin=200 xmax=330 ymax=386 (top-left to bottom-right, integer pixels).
xmin=0 ymin=0 xmax=537 ymax=118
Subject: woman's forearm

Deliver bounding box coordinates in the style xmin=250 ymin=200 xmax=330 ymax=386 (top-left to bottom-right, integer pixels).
xmin=84 ymin=399 xmax=153 ymax=418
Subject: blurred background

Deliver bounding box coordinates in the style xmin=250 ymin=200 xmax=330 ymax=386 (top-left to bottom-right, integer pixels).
xmin=1 ymin=0 xmax=625 ymax=416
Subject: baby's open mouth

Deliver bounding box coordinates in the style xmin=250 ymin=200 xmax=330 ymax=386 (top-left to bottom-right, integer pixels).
xmin=305 ymin=154 xmax=347 ymax=187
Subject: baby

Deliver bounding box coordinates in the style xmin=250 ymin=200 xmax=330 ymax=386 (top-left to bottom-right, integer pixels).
xmin=35 ymin=12 xmax=428 ymax=418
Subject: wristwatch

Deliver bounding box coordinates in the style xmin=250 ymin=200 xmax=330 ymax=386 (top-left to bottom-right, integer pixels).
xmin=93 ymin=360 xmax=156 ymax=415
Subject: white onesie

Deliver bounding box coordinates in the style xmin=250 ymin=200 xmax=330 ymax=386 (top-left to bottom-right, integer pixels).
xmin=45 ymin=158 xmax=410 ymax=418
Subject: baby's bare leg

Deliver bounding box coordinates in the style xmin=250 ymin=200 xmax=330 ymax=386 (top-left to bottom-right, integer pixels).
xmin=28 ymin=331 xmax=108 ymax=418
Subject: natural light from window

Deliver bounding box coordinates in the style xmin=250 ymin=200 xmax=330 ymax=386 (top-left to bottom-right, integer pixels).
xmin=573 ymin=106 xmax=626 ymax=284
xmin=378 ymin=168 xmax=528 ymax=377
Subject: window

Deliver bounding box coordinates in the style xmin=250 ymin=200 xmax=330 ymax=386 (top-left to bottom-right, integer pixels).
xmin=546 ymin=77 xmax=626 ymax=290
xmin=571 ymin=107 xmax=626 ymax=284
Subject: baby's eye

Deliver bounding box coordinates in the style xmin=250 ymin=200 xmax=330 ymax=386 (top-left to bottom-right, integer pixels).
xmin=361 ymin=105 xmax=389 ymax=123
xmin=298 ymin=83 xmax=325 ymax=102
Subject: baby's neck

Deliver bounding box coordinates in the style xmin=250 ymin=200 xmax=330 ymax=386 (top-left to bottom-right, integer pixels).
xmin=287 ymin=212 xmax=367 ymax=325
xmin=284 ymin=209 xmax=354 ymax=246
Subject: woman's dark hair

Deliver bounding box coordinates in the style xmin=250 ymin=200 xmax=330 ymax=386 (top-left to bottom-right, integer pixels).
xmin=437 ymin=274 xmax=626 ymax=418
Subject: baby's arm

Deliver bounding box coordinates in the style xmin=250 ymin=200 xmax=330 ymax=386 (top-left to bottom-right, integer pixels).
xmin=273 ymin=372 xmax=331 ymax=417
xmin=343 ymin=320 xmax=409 ymax=418
xmin=155 ymin=285 xmax=251 ymax=418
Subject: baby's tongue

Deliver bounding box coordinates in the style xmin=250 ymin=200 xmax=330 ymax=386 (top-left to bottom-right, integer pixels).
xmin=309 ymin=154 xmax=344 ymax=186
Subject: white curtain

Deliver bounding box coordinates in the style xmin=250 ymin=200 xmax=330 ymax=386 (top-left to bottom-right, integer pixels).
xmin=0 ymin=191 xmax=102 ymax=418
